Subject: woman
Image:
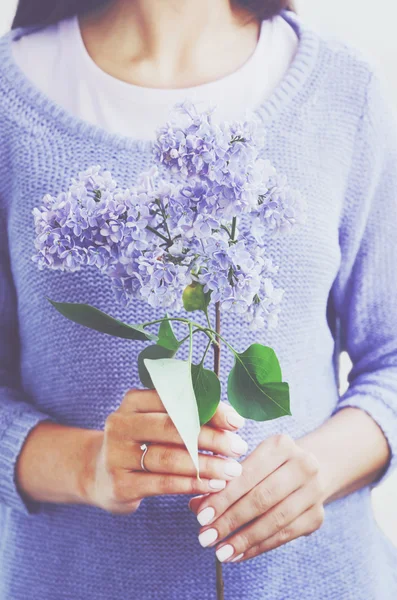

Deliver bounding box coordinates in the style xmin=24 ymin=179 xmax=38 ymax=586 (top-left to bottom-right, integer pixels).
xmin=0 ymin=0 xmax=396 ymax=598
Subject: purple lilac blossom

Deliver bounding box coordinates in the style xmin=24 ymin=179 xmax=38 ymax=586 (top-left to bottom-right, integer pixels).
xmin=33 ymin=105 xmax=306 ymax=329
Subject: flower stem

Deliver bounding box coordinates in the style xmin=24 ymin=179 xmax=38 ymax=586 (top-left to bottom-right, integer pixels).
xmin=200 ymin=339 xmax=212 ymax=366
xmin=231 ymin=216 xmax=237 ymax=241
xmin=146 ymin=225 xmax=170 ymax=244
xmin=213 ymin=301 xmax=224 ymax=600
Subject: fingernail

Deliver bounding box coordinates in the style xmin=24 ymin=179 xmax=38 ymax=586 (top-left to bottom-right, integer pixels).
xmin=198 ymin=528 xmax=218 ymax=547
xmin=216 ymin=544 xmax=235 ymax=562
xmin=231 ymin=552 xmax=244 ymax=562
xmin=224 ymin=460 xmax=243 ymax=477
xmin=197 ymin=506 xmax=215 ymax=526
xmin=227 ymin=412 xmax=245 ymax=429
xmin=228 ymin=434 xmax=248 ymax=456
xmin=209 ymin=479 xmax=226 ymax=490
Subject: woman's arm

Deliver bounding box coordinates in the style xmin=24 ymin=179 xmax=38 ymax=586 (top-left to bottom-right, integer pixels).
xmin=0 ymin=200 xmax=53 ymax=514
xmin=189 ymin=406 xmax=390 ymax=563
xmin=16 ymin=392 xmax=248 ymax=513
xmin=297 ymin=407 xmax=390 ymax=503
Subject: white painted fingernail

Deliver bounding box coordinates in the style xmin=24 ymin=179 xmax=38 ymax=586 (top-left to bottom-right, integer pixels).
xmin=209 ymin=479 xmax=226 ymax=490
xmin=224 ymin=460 xmax=243 ymax=477
xmin=229 ymin=434 xmax=248 ymax=455
xmin=216 ymin=544 xmax=235 ymax=562
xmin=198 ymin=528 xmax=218 ymax=547
xmin=197 ymin=506 xmax=215 ymax=526
xmin=231 ymin=552 xmax=244 ymax=562
xmin=227 ymin=412 xmax=245 ymax=429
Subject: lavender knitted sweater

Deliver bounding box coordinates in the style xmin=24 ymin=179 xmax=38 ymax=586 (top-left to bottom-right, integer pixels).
xmin=0 ymin=11 xmax=396 ymax=600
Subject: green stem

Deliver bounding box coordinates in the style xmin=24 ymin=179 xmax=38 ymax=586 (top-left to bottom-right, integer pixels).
xmin=156 ymin=198 xmax=173 ymax=244
xmin=204 ymin=309 xmax=212 ymax=332
xmin=231 ymin=217 xmax=237 ymax=241
xmin=178 ymin=328 xmax=204 ymax=346
xmin=200 ymin=339 xmax=212 ymax=366
xmin=204 ymin=328 xmax=238 ymax=358
xmin=188 ymin=322 xmax=193 ymax=364
xmin=146 ymin=226 xmax=170 ymax=244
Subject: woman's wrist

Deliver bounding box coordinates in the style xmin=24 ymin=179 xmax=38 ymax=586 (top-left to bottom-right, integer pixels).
xmin=297 ymin=407 xmax=390 ymax=504
xmin=16 ymin=421 xmax=103 ymax=506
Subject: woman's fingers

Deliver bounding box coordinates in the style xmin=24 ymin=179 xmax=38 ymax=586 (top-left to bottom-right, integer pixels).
xmin=120 ymin=391 xmax=246 ymax=435
xmin=196 ymin=458 xmax=306 ymax=544
xmin=197 ymin=478 xmax=319 ymax=556
xmin=206 ymin=402 xmax=245 ymax=432
xmin=123 ymin=442 xmax=243 ymax=481
xmin=190 ymin=434 xmax=295 ymax=521
xmin=120 ymin=389 xmax=168 ymax=414
xmin=106 ymin=412 xmax=248 ymax=458
xmin=114 ymin=471 xmax=232 ymax=503
xmin=230 ymin=504 xmax=325 ymax=563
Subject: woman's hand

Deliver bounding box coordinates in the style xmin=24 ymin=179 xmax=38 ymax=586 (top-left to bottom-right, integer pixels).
xmin=188 ymin=434 xmax=326 ymax=563
xmin=83 ymin=389 xmax=248 ymax=515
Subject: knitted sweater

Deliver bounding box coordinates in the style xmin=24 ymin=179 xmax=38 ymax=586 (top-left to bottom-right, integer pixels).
xmin=0 ymin=11 xmax=397 ymax=600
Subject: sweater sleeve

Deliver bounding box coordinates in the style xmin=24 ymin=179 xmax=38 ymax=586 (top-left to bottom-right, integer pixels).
xmin=0 ymin=201 xmax=51 ymax=514
xmin=331 ymin=71 xmax=397 ymax=486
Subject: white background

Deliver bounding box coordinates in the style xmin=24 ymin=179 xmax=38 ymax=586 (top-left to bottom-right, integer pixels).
xmin=1 ymin=0 xmax=396 ymax=544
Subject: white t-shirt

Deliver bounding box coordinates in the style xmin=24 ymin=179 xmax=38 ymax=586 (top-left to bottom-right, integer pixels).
xmin=12 ymin=14 xmax=298 ymax=140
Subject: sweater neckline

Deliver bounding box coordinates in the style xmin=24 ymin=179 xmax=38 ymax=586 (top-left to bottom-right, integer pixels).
xmin=1 ymin=10 xmax=320 ymax=153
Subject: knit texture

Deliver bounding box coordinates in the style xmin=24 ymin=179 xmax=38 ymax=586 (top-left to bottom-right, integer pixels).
xmin=0 ymin=11 xmax=397 ymax=600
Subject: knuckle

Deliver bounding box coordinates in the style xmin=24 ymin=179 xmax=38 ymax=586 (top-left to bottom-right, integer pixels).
xmin=311 ymin=476 xmax=326 ymax=501
xmin=122 ymin=388 xmax=140 ymax=409
xmin=240 ymin=463 xmax=256 ymax=487
xmin=301 ymin=453 xmax=320 ymax=477
xmin=189 ymin=477 xmax=206 ymax=494
xmin=222 ymin=511 xmax=240 ymax=534
xmin=111 ymin=472 xmax=128 ymax=502
xmin=253 ymin=484 xmax=273 ymax=511
xmin=164 ymin=416 xmax=177 ymax=437
xmin=158 ymin=474 xmax=173 ymax=494
xmin=313 ymin=505 xmax=325 ymax=530
xmin=238 ymin=530 xmax=253 ymax=550
xmin=278 ymin=526 xmax=293 ymax=543
xmin=208 ymin=427 xmax=220 ymax=450
xmin=200 ymin=454 xmax=213 ymax=476
xmin=273 ymin=434 xmax=294 ymax=455
xmin=272 ymin=507 xmax=288 ymax=532
xmin=160 ymin=446 xmax=175 ymax=471
xmin=104 ymin=412 xmax=121 ymax=439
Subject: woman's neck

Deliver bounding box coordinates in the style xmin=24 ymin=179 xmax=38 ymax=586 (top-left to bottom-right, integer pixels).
xmin=79 ymin=0 xmax=260 ymax=88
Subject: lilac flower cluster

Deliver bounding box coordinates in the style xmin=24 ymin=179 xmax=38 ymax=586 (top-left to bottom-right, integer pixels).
xmin=33 ymin=103 xmax=306 ymax=329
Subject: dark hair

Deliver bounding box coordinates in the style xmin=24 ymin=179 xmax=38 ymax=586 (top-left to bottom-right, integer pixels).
xmin=12 ymin=0 xmax=295 ymax=29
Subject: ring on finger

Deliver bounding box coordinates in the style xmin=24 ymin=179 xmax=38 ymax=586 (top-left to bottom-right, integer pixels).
xmin=140 ymin=442 xmax=151 ymax=472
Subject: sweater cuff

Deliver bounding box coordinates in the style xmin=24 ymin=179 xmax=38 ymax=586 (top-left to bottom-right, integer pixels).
xmin=0 ymin=407 xmax=51 ymax=515
xmin=333 ymin=390 xmax=397 ymax=488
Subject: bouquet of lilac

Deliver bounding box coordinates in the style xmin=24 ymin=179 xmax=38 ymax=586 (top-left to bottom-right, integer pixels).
xmin=33 ymin=101 xmax=306 ymax=473
xmin=33 ymin=102 xmax=306 ymax=599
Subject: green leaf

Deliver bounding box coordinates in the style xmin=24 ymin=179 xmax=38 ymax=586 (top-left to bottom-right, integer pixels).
xmin=227 ymin=344 xmax=291 ymax=421
xmin=48 ymin=299 xmax=157 ymax=342
xmin=191 ymin=363 xmax=221 ymax=426
xmin=144 ymin=357 xmax=201 ymax=476
xmin=156 ymin=318 xmax=180 ymax=351
xmin=182 ymin=283 xmax=211 ymax=313
xmin=138 ymin=345 xmax=176 ymax=388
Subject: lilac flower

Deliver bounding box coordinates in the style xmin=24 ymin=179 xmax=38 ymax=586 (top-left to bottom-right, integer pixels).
xmin=32 ymin=105 xmax=306 ymax=329
xmin=253 ymin=174 xmax=308 ymax=239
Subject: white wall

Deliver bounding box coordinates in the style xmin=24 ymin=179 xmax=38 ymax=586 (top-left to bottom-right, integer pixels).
xmin=0 ymin=1 xmax=16 ymax=35
xmin=297 ymin=0 xmax=397 ymax=102
xmin=1 ymin=0 xmax=396 ymax=543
